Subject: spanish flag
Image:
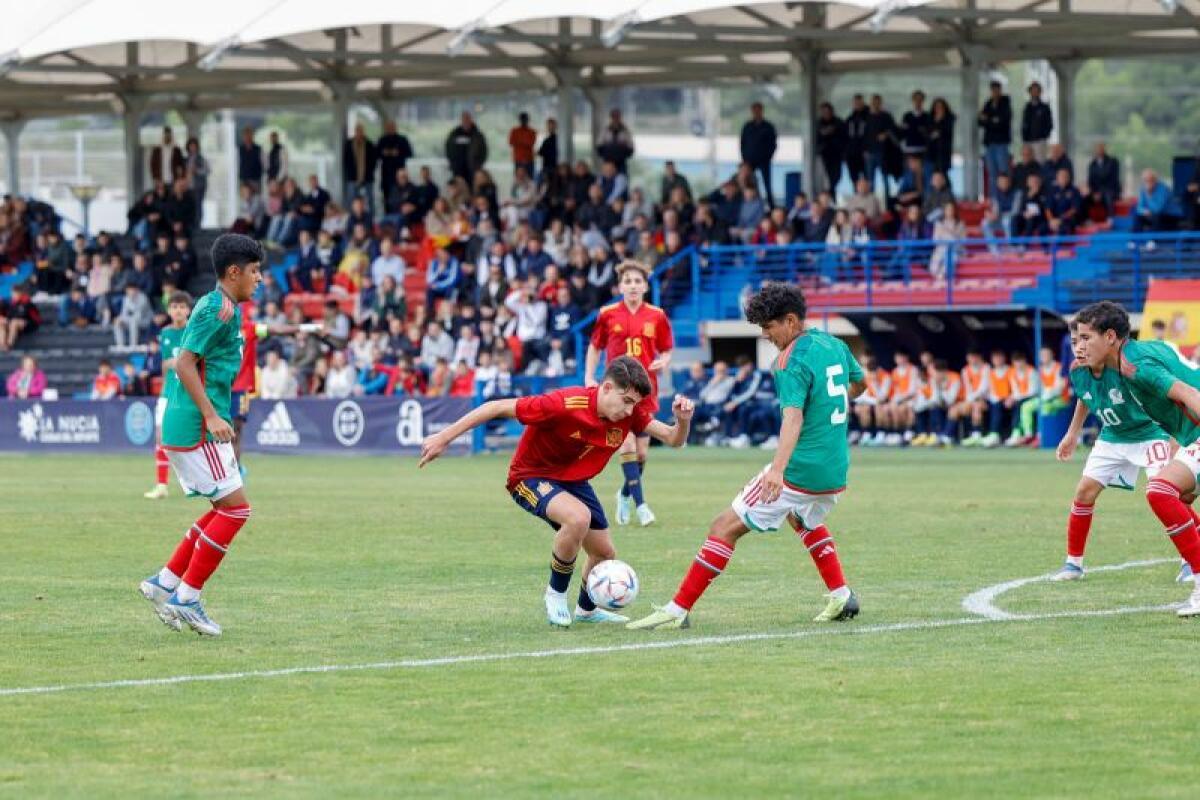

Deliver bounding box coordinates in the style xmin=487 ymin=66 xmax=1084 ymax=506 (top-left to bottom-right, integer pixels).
xmin=1140 ymin=278 xmax=1200 ymax=360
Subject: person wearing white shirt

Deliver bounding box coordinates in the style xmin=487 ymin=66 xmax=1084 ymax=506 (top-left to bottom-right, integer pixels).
xmin=453 ymin=326 xmax=480 ymax=367
xmin=324 ymin=351 xmax=358 ymax=398
xmin=259 ymin=349 xmax=297 ymax=399
xmin=370 ymin=237 xmax=406 ymax=287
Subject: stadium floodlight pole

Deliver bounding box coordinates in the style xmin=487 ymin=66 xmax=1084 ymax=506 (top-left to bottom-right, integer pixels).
xmin=0 ymin=50 xmax=20 ymax=77
xmin=868 ymin=0 xmax=908 ymax=34
xmin=446 ymin=20 xmax=484 ymax=58
xmin=601 ymin=11 xmax=641 ymax=49
xmin=198 ymin=36 xmax=241 ymax=72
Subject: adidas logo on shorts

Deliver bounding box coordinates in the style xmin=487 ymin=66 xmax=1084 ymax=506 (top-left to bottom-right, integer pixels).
xmin=256 ymin=402 xmax=300 ymax=447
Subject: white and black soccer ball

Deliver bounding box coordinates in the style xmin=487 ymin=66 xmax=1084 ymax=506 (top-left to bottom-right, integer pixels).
xmin=586 ymin=559 xmax=639 ymax=610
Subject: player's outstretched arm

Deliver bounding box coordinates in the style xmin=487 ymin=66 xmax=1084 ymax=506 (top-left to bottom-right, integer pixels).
xmin=762 ymin=406 xmax=804 ymax=504
xmin=176 ymin=349 xmax=234 ymax=443
xmin=1056 ymin=400 xmax=1089 ymax=461
xmin=419 ymin=399 xmax=518 ymax=468
xmin=1167 ymin=381 xmax=1200 ymax=425
xmin=584 ymin=344 xmax=602 ymax=388
xmin=643 ymin=394 xmax=695 ymax=448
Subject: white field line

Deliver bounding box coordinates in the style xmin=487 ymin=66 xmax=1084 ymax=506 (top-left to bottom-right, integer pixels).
xmin=2 ymin=557 xmax=1189 ymax=700
xmin=961 ymin=558 xmax=1178 ymax=620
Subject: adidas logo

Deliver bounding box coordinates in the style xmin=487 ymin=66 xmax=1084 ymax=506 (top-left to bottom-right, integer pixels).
xmin=257 ymin=402 xmax=300 ymax=446
xmin=1081 ymin=392 xmax=1092 ymax=401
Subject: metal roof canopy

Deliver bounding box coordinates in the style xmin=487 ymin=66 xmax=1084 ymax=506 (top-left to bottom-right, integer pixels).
xmin=0 ymin=0 xmax=1196 ymax=201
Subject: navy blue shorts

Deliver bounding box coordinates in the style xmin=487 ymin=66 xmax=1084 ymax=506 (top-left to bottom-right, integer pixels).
xmin=230 ymin=391 xmax=250 ymax=422
xmin=510 ymin=478 xmax=609 ymax=532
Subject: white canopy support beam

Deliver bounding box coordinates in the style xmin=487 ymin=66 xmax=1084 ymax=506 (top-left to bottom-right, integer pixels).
xmin=1051 ymin=57 xmax=1081 ymax=162
xmin=2 ymin=118 xmax=26 ymax=195
xmin=120 ymin=94 xmax=147 ymax=201
xmin=958 ymin=46 xmax=986 ymax=200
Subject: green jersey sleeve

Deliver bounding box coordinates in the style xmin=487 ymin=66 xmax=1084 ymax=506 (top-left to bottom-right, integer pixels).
xmin=180 ymin=299 xmax=228 ymax=358
xmin=776 ymin=361 xmax=811 ymax=409
xmin=1126 ymin=356 xmax=1178 ymax=397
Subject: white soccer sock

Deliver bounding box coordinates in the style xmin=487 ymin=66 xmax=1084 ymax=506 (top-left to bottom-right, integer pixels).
xmin=830 ymin=586 xmax=852 ymax=601
xmin=175 ymin=582 xmax=201 ymax=603
xmin=663 ymin=601 xmax=686 ymax=618
xmin=1066 ymin=556 xmax=1084 ymax=568
xmin=157 ymin=568 xmax=181 ymax=590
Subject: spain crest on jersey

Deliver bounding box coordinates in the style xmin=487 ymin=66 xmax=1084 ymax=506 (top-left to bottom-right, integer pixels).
xmin=643 ymin=322 xmax=656 ymax=338
xmin=606 ymin=428 xmax=624 ymax=447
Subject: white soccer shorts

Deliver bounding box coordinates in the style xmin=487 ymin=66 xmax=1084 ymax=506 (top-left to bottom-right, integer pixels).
xmin=1082 ymin=438 xmax=1171 ymax=490
xmin=154 ymin=397 xmax=168 ymax=428
xmin=1172 ymin=439 xmax=1200 ymax=483
xmin=731 ymin=464 xmax=842 ymax=533
xmin=166 ymin=440 xmax=243 ymax=501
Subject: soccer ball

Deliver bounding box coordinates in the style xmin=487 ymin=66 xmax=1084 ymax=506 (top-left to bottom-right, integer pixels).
xmin=586 ymin=559 xmax=639 ymax=610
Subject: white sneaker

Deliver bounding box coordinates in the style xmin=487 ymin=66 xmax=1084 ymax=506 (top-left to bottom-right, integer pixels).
xmin=143 ymin=483 xmax=168 ymax=500
xmin=885 ymin=432 xmax=903 ymax=447
xmin=704 ymin=433 xmax=722 ymax=447
xmin=636 ymin=504 xmax=657 ymax=527
xmin=1177 ymin=580 xmax=1200 ymax=618
xmin=728 ymin=434 xmax=751 ymax=449
xmin=544 ymin=588 xmax=572 ymax=627
xmin=759 ymin=435 xmax=780 ymax=450
xmin=961 ymin=432 xmax=980 ymax=447
xmin=981 ymin=432 xmax=1002 ymax=448
xmin=614 ymin=489 xmax=632 ymax=526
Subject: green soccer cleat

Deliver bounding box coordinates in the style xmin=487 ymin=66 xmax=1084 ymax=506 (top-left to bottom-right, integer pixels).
xmin=574 ymin=607 xmax=629 ymax=624
xmin=626 ymin=606 xmax=690 ymax=631
xmin=813 ymin=590 xmax=860 ymax=622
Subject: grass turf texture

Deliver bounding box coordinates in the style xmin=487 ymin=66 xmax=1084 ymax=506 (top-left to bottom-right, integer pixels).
xmin=2 ymin=448 xmax=1198 ymax=798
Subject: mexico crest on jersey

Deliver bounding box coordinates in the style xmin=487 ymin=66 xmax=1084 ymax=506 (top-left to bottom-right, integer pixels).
xmin=1109 ymin=387 xmax=1125 ymax=405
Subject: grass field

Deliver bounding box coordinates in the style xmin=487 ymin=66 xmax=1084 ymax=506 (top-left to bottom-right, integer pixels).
xmin=3 ymin=447 xmax=1200 ymax=798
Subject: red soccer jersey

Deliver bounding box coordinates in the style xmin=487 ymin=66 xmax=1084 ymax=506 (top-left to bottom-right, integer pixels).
xmin=506 ymin=386 xmax=654 ymax=491
xmin=590 ymin=300 xmax=673 ymax=402
xmin=232 ymin=301 xmax=257 ymax=393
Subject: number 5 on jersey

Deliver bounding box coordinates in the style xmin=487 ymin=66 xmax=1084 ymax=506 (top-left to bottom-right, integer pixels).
xmin=827 ymin=364 xmax=848 ymax=424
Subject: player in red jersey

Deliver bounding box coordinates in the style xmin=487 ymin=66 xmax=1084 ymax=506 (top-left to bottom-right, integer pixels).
xmin=584 ymin=261 xmax=674 ymax=527
xmin=420 ymin=356 xmax=694 ymax=627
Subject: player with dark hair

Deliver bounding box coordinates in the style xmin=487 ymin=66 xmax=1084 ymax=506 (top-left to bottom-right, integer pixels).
xmin=1072 ymin=300 xmax=1200 ymax=614
xmin=421 ymin=356 xmax=694 ymax=627
xmin=144 ymin=290 xmax=192 ymax=499
xmin=585 ymin=260 xmax=674 ymax=527
xmin=138 ymin=233 xmax=263 ymax=636
xmin=629 ymin=282 xmax=865 ymax=630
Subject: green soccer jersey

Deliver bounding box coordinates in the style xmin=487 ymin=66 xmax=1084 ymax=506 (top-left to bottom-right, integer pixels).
xmin=1070 ymin=364 xmax=1167 ymax=444
xmin=774 ymin=329 xmax=864 ymax=493
xmin=159 ymin=325 xmax=186 ymax=397
xmin=1118 ymin=338 xmax=1200 ymax=445
xmin=161 ymin=289 xmax=244 ymax=449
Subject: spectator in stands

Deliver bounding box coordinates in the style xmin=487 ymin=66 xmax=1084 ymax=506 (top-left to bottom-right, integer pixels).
xmin=536 ymin=117 xmax=558 ymax=181
xmin=731 ymin=185 xmax=766 ymax=243
xmin=237 ymin=126 xmax=263 ymax=191
xmin=445 ymin=112 xmax=488 ymax=184
xmin=259 ymin=347 xmax=297 ymax=399
xmin=927 ymin=98 xmax=955 ymax=178
xmin=375 ymin=274 xmax=407 ymax=325
xmin=59 ymin=286 xmax=96 ymax=328
xmin=719 ymin=356 xmax=765 ymax=446
xmin=844 ymin=94 xmax=869 ymax=185
xmin=507 ymin=112 xmax=537 ymax=176
xmin=979 ymin=80 xmax=1013 ymax=197
xmin=265 ymin=178 xmax=301 ymax=248
xmin=815 ymin=102 xmax=847 ymax=194
xmin=1042 ymin=143 xmax=1073 ymax=186
xmin=866 ymin=95 xmax=900 ymax=200
xmin=419 ymin=321 xmax=454 ymax=369
xmin=1021 ymin=82 xmax=1053 ymax=162
xmin=377 ymin=119 xmax=413 ymax=206
xmin=844 ymin=177 xmax=883 ymax=228
xmin=265 ymin=131 xmax=289 ymax=184
xmin=806 ymin=191 xmax=836 ymax=243
xmin=258 ymin=271 xmax=284 ymax=316
xmin=1014 ymin=172 xmax=1049 ymax=240
xmin=370 ymin=236 xmax=407 ymax=288
xmin=740 ymin=102 xmax=778 ymax=207
xmin=426 ymin=247 xmax=461 ymax=310
xmin=696 ymin=360 xmax=736 ymax=440
xmin=1046 ymin=167 xmax=1083 ymax=237
xmin=90 ymin=359 xmax=121 ymax=400
xmin=929 ymin=202 xmax=965 ymax=280
xmin=1184 ymin=175 xmax=1200 ymax=231
xmin=1133 ymin=169 xmax=1180 ymax=236
xmin=382 ymin=168 xmax=421 ymax=232
xmin=6 ymin=355 xmax=46 ymax=397
xmin=233 ymin=182 xmax=266 ymax=236
xmin=889 ymin=205 xmax=931 ymax=279
xmin=1010 ymin=145 xmax=1041 ymax=198
xmin=506 ymin=279 xmax=549 ymax=368
xmin=324 ymin=350 xmax=357 ymax=398
xmin=983 ymin=172 xmax=1019 ymax=254
xmin=516 ymin=235 xmax=553 ymax=279
xmin=598 ymin=160 xmax=629 ymax=205
xmin=502 ymin=166 xmax=538 ymax=232
xmin=578 ymin=183 xmax=619 ymax=240
xmin=343 ymin=123 xmax=378 ymax=217
xmin=597 ymin=108 xmax=635 ymax=174
xmin=321 ymin=299 xmax=351 ymax=349
xmin=392 ymin=355 xmax=428 ymax=397
xmin=680 ymin=361 xmax=707 ymax=403
xmin=88 ymin=253 xmax=115 ymax=327
xmin=900 ymin=90 xmax=932 ymax=174
xmin=1086 ymin=141 xmax=1121 ymax=217
xmin=36 ymin=229 xmax=71 ymax=295
xmin=297 ymin=174 xmax=330 ymax=236
xmin=184 ymin=137 xmax=209 ymax=227
xmin=113 ymin=284 xmax=152 ymax=350
xmin=921 ymin=171 xmax=955 ymax=223
xmin=121 ymin=360 xmax=150 ymax=396
xmin=149 ymin=126 xmax=184 ymax=185
xmin=659 ymin=160 xmax=692 ymax=207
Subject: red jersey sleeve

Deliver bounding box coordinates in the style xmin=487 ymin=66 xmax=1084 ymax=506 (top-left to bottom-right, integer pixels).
xmin=632 ymin=402 xmax=655 ymax=435
xmin=589 ymin=309 xmax=609 ymax=349
xmin=515 ymin=391 xmax=564 ymax=425
xmin=653 ymin=308 xmax=674 ymax=353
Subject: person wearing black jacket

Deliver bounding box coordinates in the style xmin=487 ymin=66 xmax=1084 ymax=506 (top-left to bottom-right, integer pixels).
xmin=740 ymin=102 xmax=779 ymax=208
xmin=864 ymin=95 xmax=898 ymax=200
xmin=844 ymin=94 xmax=869 ymax=185
xmin=377 ymin=119 xmax=414 ymax=205
xmin=815 ymin=102 xmax=847 ymax=194
xmin=927 ymin=98 xmax=955 ymax=178
xmin=900 ymin=90 xmax=932 ymax=162
xmin=1021 ymin=82 xmax=1053 ymax=162
xmin=978 ymin=81 xmax=1012 ymax=197
xmin=444 ymin=112 xmax=489 ymax=183
xmin=343 ymin=123 xmax=378 ymax=216
xmin=1013 ymin=172 xmax=1049 ymax=239
xmin=537 ymin=118 xmax=558 ymax=181
xmin=1086 ymin=141 xmax=1121 ymax=215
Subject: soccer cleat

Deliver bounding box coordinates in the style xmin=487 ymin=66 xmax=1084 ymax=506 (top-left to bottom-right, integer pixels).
xmin=1004 ymin=432 xmax=1025 ymax=447
xmin=626 ymin=605 xmax=690 ymax=630
xmin=981 ymin=432 xmax=1002 ymax=448
xmin=615 ymin=489 xmax=632 ymax=526
xmin=544 ymin=588 xmax=572 ymax=627
xmin=143 ymin=483 xmax=168 ymax=499
xmin=138 ymin=575 xmax=182 ymax=631
xmin=166 ymin=594 xmax=222 ymax=636
xmin=813 ymin=590 xmax=860 ymax=622
xmin=1177 ymin=580 xmax=1200 ymax=618
xmin=962 ymin=432 xmax=982 ymax=448
xmin=574 ymin=607 xmax=629 ymax=624
xmin=1178 ymin=560 xmax=1195 ymax=584
xmin=1050 ymin=562 xmax=1085 ymax=582
xmin=636 ymin=503 xmax=657 ymax=527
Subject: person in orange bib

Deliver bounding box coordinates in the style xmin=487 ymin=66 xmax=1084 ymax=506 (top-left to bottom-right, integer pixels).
xmin=1011 ymin=346 xmax=1070 ymax=446
xmin=1003 ymin=351 xmax=1039 ymax=446
xmin=957 ymin=350 xmax=992 ymax=446
xmin=884 ymin=351 xmax=918 ymax=446
xmin=852 ymin=353 xmax=892 ymax=446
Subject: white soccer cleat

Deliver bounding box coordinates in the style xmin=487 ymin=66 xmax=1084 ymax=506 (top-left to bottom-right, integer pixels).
xmin=139 ymin=575 xmax=182 ymax=631
xmin=1178 ymin=580 xmax=1200 ymax=618
xmin=614 ymin=489 xmax=632 ymax=526
xmin=544 ymin=588 xmax=572 ymax=627
xmin=962 ymin=432 xmax=982 ymax=447
xmin=1050 ymin=562 xmax=1085 ymax=582
xmin=636 ymin=503 xmax=657 ymax=527
xmin=166 ymin=594 xmax=222 ymax=636
xmin=981 ymin=432 xmax=1002 ymax=448
xmin=1177 ymin=560 xmax=1195 ymax=584
xmin=574 ymin=606 xmax=629 ymax=624
xmin=143 ymin=484 xmax=168 ymax=500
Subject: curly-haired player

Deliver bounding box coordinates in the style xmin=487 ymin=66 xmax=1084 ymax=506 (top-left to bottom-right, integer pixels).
xmin=629 ymin=282 xmax=866 ymax=630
